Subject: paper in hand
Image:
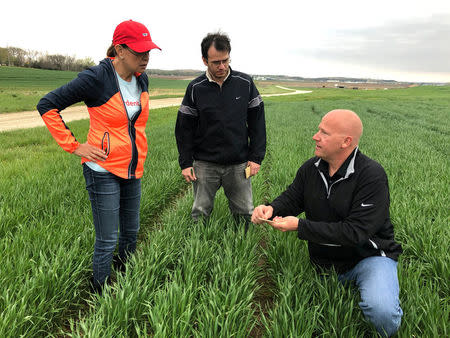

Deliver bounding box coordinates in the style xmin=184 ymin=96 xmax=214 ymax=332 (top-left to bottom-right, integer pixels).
xmin=257 ymin=217 xmax=277 ymax=226
xmin=245 ymin=165 xmax=251 ymax=179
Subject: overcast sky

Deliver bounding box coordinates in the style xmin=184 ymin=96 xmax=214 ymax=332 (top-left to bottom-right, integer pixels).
xmin=1 ymin=0 xmax=449 ymax=82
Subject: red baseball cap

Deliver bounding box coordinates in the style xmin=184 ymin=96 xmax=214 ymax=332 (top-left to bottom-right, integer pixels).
xmin=113 ymin=20 xmax=161 ymax=52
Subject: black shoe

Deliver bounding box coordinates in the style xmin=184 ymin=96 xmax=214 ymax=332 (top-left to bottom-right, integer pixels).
xmin=113 ymin=255 xmax=126 ymax=273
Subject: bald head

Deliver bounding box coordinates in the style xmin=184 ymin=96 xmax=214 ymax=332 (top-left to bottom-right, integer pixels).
xmin=313 ymin=109 xmax=364 ymax=168
xmin=322 ymin=109 xmax=363 ymax=146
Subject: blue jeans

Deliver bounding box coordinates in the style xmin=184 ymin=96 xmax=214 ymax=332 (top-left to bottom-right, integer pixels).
xmin=192 ymin=161 xmax=253 ymax=221
xmin=338 ymin=256 xmax=403 ymax=337
xmin=83 ymin=164 xmax=141 ymax=285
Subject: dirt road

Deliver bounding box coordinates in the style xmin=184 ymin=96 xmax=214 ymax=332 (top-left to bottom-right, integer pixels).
xmin=0 ymin=87 xmax=313 ymax=132
xmin=262 ymin=86 xmax=312 ymax=97
xmin=0 ymin=97 xmax=183 ymax=132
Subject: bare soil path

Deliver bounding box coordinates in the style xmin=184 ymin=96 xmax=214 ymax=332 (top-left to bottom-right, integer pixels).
xmin=262 ymin=85 xmax=312 ymax=97
xmin=0 ymin=87 xmax=312 ymax=132
xmin=0 ymin=97 xmax=183 ymax=132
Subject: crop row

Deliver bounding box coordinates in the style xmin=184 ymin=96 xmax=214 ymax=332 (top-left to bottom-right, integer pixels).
xmin=0 ymin=86 xmax=449 ymax=336
xmin=0 ymin=107 xmax=185 ymax=336
xmin=259 ymin=97 xmax=449 ymax=337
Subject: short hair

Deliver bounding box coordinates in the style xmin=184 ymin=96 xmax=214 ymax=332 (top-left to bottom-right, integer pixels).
xmin=201 ymin=32 xmax=231 ymax=59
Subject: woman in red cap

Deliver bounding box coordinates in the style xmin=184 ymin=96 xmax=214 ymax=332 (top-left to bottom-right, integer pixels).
xmin=37 ymin=20 xmax=160 ymax=293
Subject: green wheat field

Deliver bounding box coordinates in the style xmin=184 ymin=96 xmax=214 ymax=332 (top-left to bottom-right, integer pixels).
xmin=0 ymin=67 xmax=191 ymax=112
xmin=0 ymin=67 xmax=448 ymax=337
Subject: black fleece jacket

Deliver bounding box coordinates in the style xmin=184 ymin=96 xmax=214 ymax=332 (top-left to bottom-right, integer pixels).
xmin=175 ymin=68 xmax=266 ymax=169
xmin=270 ymin=148 xmax=402 ymax=273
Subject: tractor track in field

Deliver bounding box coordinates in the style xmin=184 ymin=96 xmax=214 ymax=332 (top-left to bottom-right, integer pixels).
xmin=58 ymin=179 xmax=191 ymax=336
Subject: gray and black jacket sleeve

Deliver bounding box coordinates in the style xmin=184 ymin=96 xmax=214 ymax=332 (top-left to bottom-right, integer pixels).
xmin=247 ymin=79 xmax=266 ymax=164
xmin=175 ymin=83 xmax=198 ymax=169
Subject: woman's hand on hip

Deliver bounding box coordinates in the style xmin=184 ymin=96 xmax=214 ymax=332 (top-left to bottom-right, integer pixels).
xmin=73 ymin=143 xmax=108 ymax=162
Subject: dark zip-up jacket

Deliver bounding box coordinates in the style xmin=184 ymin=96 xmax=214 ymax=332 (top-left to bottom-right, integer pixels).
xmin=270 ymin=148 xmax=402 ymax=273
xmin=175 ymin=68 xmax=266 ymax=169
xmin=37 ymin=58 xmax=150 ymax=179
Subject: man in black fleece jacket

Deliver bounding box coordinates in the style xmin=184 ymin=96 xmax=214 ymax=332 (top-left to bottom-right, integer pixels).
xmin=175 ymin=32 xmax=266 ymax=227
xmin=252 ymin=109 xmax=402 ymax=337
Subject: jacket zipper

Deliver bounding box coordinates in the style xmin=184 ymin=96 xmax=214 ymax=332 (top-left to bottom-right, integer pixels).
xmin=101 ymin=132 xmax=110 ymax=156
xmin=318 ymin=171 xmax=346 ymax=199
xmin=326 ymin=177 xmax=345 ymax=198
xmin=110 ymin=59 xmax=138 ymax=179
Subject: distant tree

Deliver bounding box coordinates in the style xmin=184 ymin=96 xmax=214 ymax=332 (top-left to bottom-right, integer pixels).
xmin=8 ymin=47 xmax=27 ymax=66
xmin=0 ymin=47 xmax=8 ymax=65
xmin=36 ymin=53 xmax=50 ymax=69
xmin=47 ymin=54 xmax=66 ymax=70
xmin=74 ymin=57 xmax=95 ymax=71
xmin=63 ymin=55 xmax=76 ymax=71
xmin=25 ymin=49 xmax=40 ymax=68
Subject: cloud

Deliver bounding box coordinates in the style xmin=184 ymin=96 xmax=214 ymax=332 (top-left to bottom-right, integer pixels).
xmin=306 ymin=14 xmax=450 ymax=74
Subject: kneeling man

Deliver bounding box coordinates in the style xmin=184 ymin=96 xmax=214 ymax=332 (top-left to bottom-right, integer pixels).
xmin=252 ymin=109 xmax=403 ymax=337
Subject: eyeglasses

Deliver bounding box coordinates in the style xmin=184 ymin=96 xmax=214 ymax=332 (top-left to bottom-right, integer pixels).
xmin=208 ymin=58 xmax=230 ymax=67
xmin=126 ymin=47 xmax=150 ymax=59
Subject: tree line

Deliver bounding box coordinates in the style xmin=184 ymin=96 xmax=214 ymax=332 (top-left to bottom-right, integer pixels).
xmin=0 ymin=46 xmax=95 ymax=72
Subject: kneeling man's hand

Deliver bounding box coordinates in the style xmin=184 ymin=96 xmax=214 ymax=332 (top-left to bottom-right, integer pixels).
xmin=251 ymin=205 xmax=273 ymax=224
xmin=268 ymin=216 xmax=299 ymax=232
